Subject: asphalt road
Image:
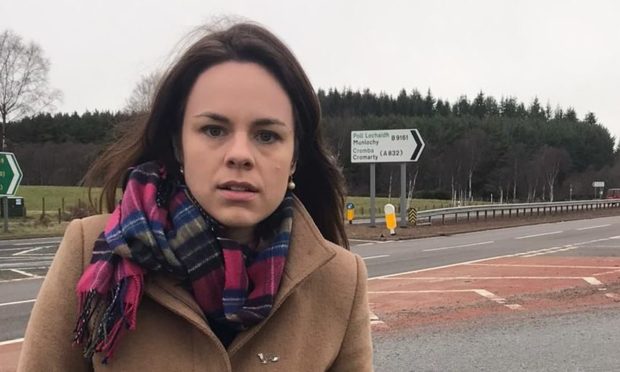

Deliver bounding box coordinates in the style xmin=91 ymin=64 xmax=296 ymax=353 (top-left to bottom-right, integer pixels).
xmin=356 ymin=215 xmax=620 ymax=278
xmin=1 ymin=215 xmax=619 ymax=343
xmin=373 ymin=306 xmax=620 ymax=371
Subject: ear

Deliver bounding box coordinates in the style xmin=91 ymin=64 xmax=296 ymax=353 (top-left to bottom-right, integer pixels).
xmin=290 ymin=161 xmax=297 ymax=175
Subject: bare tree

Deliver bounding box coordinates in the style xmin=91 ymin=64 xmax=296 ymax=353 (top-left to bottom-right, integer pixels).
xmin=537 ymin=145 xmax=571 ymax=202
xmin=456 ymin=129 xmax=488 ymax=202
xmin=124 ymin=71 xmax=161 ymax=114
xmin=0 ymin=30 xmax=61 ymax=150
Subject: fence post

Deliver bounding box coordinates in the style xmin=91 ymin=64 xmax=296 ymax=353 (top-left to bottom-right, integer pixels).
xmin=62 ymin=197 xmax=65 ymax=214
xmin=42 ymin=197 xmax=46 ymax=216
xmin=58 ymin=208 xmax=61 ymax=224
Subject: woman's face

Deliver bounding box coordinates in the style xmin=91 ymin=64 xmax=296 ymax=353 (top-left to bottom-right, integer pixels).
xmin=180 ymin=61 xmax=295 ymax=229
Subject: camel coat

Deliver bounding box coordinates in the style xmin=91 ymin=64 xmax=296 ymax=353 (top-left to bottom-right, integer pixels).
xmin=17 ymin=199 xmax=372 ymax=371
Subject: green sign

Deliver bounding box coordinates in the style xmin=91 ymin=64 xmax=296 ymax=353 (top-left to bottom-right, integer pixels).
xmin=0 ymin=152 xmax=23 ymax=195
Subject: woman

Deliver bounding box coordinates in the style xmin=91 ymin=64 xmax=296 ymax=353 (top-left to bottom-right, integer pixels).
xmin=18 ymin=22 xmax=372 ymax=371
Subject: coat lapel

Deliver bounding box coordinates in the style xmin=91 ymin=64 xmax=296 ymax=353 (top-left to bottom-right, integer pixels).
xmin=144 ymin=275 xmax=211 ymax=334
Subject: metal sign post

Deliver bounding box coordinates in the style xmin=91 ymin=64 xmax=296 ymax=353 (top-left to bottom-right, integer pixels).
xmin=370 ymin=163 xmax=376 ymax=226
xmin=351 ymin=129 xmax=425 ymax=229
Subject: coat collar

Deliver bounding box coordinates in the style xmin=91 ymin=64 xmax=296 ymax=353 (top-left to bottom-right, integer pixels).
xmin=144 ymin=196 xmax=338 ymax=354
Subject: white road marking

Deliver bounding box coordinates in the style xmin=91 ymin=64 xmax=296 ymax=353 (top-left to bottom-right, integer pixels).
xmin=370 ymin=235 xmax=620 ymax=279
xmin=0 ymin=256 xmax=54 ymax=260
xmin=12 ymin=240 xmax=59 ymax=246
xmin=583 ymin=277 xmax=603 ymax=286
xmin=517 ymin=245 xmax=580 ymax=257
xmin=0 ymin=247 xmax=46 ymax=252
xmin=380 ymin=276 xmax=598 ymax=280
xmin=577 ymin=224 xmax=611 ymax=231
xmin=469 ymin=263 xmax=620 ymax=270
xmin=515 ymin=231 xmax=563 ymax=240
xmin=592 ymin=269 xmax=620 ymax=276
xmin=423 ymin=241 xmax=494 ymax=252
xmin=370 ymin=254 xmax=520 ymax=280
xmin=0 ymin=338 xmax=23 ymax=346
xmin=356 ymin=242 xmax=376 ymax=247
xmin=474 ymin=289 xmax=523 ymax=309
xmin=363 ymin=255 xmax=390 ymax=260
xmin=369 ymin=309 xmax=385 ymax=326
xmin=13 ymin=246 xmax=54 ymax=256
xmin=0 ymin=276 xmax=45 ymax=283
xmin=368 ymin=289 xmax=522 ymax=310
xmin=349 ymin=238 xmax=377 ymax=243
xmin=369 ymin=289 xmax=476 ymax=294
xmin=0 ymin=299 xmax=36 ymax=307
xmin=9 ymin=269 xmax=39 ymax=278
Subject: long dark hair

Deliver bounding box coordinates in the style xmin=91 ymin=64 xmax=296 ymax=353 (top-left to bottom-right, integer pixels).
xmin=84 ymin=22 xmax=349 ymax=249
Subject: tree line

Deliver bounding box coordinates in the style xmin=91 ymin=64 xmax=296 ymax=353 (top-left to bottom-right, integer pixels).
xmin=318 ymin=89 xmax=618 ymax=202
xmin=7 ymin=89 xmax=620 ymax=202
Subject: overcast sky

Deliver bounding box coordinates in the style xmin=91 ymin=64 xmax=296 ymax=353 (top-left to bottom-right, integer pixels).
xmin=2 ymin=0 xmax=619 ymax=144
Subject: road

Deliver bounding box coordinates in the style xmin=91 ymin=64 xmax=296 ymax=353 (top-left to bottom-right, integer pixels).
xmin=358 ymin=215 xmax=620 ymax=277
xmin=2 ymin=215 xmax=619 ymax=342
xmin=373 ymin=306 xmax=620 ymax=371
xmin=1 ymin=215 xmax=619 ymax=371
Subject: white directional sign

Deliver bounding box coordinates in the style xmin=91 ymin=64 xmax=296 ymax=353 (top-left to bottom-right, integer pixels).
xmin=351 ymin=129 xmax=425 ymax=163
xmin=592 ymin=181 xmax=605 ymax=188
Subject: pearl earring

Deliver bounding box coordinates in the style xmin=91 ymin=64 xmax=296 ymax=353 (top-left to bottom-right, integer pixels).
xmin=287 ymin=177 xmax=296 ymax=190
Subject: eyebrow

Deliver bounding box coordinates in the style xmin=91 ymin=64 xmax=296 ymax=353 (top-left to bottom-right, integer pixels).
xmin=194 ymin=111 xmax=288 ymax=127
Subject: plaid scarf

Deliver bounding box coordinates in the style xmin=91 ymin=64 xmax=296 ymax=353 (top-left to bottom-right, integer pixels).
xmin=73 ymin=161 xmax=292 ymax=363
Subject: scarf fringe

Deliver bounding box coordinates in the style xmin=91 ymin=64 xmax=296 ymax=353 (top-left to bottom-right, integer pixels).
xmin=74 ymin=276 xmax=142 ymax=363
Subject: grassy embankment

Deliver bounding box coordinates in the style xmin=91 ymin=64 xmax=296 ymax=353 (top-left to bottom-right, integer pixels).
xmin=1 ymin=186 xmax=463 ymax=238
xmin=345 ymin=196 xmax=455 ymax=217
xmin=0 ymin=185 xmax=104 ymax=239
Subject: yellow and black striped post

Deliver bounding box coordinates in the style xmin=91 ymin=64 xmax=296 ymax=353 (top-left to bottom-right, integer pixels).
xmin=407 ymin=207 xmax=417 ymax=225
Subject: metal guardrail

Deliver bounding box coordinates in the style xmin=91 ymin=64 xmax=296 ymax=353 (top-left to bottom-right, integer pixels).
xmin=416 ymin=199 xmax=620 ymax=225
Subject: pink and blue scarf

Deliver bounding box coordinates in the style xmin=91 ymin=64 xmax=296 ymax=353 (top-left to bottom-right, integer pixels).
xmin=73 ymin=161 xmax=292 ymax=362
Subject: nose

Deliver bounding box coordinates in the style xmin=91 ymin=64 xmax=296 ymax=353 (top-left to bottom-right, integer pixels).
xmin=224 ymin=132 xmax=254 ymax=170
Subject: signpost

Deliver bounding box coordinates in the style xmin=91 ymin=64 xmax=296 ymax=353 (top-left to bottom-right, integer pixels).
xmin=592 ymin=181 xmax=605 ymax=199
xmin=0 ymin=152 xmax=23 ymax=232
xmin=351 ymin=129 xmax=425 ymax=228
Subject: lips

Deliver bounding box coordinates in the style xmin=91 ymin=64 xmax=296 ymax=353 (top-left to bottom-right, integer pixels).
xmin=217 ymin=181 xmax=259 ymax=202
xmin=217 ymin=181 xmax=259 ymax=192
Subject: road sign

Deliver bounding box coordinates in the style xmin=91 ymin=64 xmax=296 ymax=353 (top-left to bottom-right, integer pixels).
xmin=0 ymin=152 xmax=23 ymax=196
xmin=351 ymin=129 xmax=425 ymax=163
xmin=592 ymin=181 xmax=605 ymax=188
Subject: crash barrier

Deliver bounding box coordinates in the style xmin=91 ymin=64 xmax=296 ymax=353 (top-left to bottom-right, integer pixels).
xmin=416 ymin=199 xmax=620 ymax=226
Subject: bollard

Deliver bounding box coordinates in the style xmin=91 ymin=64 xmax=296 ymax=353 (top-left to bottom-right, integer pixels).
xmin=58 ymin=208 xmax=61 ymax=224
xmin=384 ymin=204 xmax=397 ymax=235
xmin=346 ymin=203 xmax=355 ymax=225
